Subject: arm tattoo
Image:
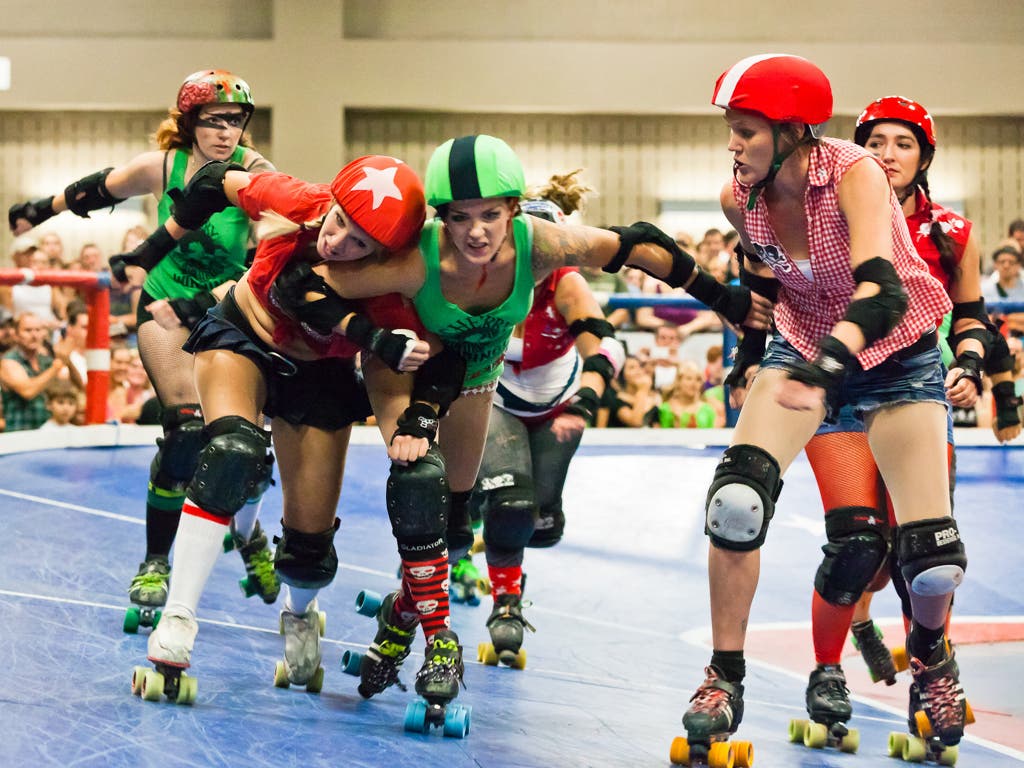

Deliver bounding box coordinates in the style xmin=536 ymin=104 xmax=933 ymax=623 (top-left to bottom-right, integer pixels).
xmin=532 ymin=227 xmax=594 ymax=273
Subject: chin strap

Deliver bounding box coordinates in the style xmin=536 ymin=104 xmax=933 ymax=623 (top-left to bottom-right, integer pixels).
xmin=745 ymin=125 xmax=802 ymax=211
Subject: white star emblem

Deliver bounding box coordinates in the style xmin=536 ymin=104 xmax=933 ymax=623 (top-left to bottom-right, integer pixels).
xmin=351 ymin=165 xmax=403 ymax=210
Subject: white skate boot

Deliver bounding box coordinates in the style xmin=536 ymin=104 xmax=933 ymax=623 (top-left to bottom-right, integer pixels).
xmin=273 ymin=600 xmax=326 ymax=693
xmin=131 ymin=611 xmax=198 ymax=705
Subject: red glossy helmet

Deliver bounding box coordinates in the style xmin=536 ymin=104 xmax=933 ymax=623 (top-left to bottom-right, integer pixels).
xmin=712 ymin=54 xmax=833 ymax=138
xmin=855 ymin=95 xmax=936 ymax=149
xmin=176 ymin=69 xmax=254 ymax=115
xmin=331 ymin=156 xmax=426 ymax=252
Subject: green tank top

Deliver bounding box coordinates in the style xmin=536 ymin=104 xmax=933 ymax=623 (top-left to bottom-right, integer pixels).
xmin=413 ymin=215 xmax=535 ymax=388
xmin=144 ymin=146 xmax=251 ymax=300
xmin=658 ymin=401 xmax=717 ymax=429
xmin=938 ymin=311 xmax=953 ymax=368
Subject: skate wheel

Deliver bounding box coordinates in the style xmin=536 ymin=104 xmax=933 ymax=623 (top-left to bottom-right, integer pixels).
xmin=443 ymin=703 xmax=471 ymax=738
xmin=892 ymin=645 xmax=909 ymax=672
xmin=355 ymin=590 xmax=383 ymax=617
xmin=274 ymin=660 xmax=290 ymax=688
xmin=839 ymin=727 xmax=859 ymax=753
xmin=176 ymin=674 xmax=197 ymax=705
xmin=239 ymin=577 xmax=256 ymax=598
xmin=903 ymin=734 xmax=928 ymax=762
xmin=706 ymin=741 xmax=733 ymax=768
xmin=123 ymin=607 xmax=141 ymax=634
xmin=965 ymin=699 xmax=975 ymax=725
xmin=732 ymin=740 xmax=753 ymax=767
xmin=803 ymin=721 xmax=828 ymax=749
xmin=404 ymin=700 xmax=429 ymax=733
xmin=318 ymin=611 xmax=327 ymax=637
xmin=888 ymin=732 xmax=908 ymax=758
xmin=915 ymin=709 xmax=933 ymax=738
xmin=497 ymin=647 xmax=527 ymax=670
xmin=222 ymin=531 xmax=235 ymax=553
xmin=939 ymin=744 xmax=959 ymax=766
xmin=476 ymin=577 xmax=491 ymax=595
xmin=340 ymin=650 xmax=364 ymax=676
xmin=787 ymin=718 xmax=808 ymax=743
xmin=668 ymin=736 xmax=690 ymax=765
xmin=152 ymin=610 xmax=162 ymax=629
xmin=130 ymin=666 xmax=148 ymax=696
xmin=140 ymin=669 xmax=165 ymax=702
xmin=477 ymin=642 xmax=498 ymax=666
xmin=305 ymin=666 xmax=324 ymax=694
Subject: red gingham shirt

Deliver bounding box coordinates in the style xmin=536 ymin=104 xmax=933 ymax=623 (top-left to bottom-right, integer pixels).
xmin=734 ymin=138 xmax=951 ymax=370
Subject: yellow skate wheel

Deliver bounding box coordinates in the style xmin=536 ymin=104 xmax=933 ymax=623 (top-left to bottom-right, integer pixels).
xmin=965 ymin=699 xmax=975 ymax=725
xmin=903 ymin=734 xmax=928 ymax=762
xmin=839 ymin=727 xmax=859 ymax=753
xmin=915 ymin=709 xmax=933 ymax=738
xmin=892 ymin=645 xmax=909 ymax=672
xmin=477 ymin=642 xmax=499 ymax=666
xmin=141 ymin=669 xmax=165 ymax=702
xmin=939 ymin=744 xmax=959 ymax=766
xmin=787 ymin=718 xmax=808 ymax=743
xmin=888 ymin=732 xmax=908 ymax=757
xmin=707 ymin=741 xmax=734 ymax=768
xmin=476 ymin=577 xmax=491 ymax=595
xmin=176 ymin=674 xmax=197 ymax=705
xmin=306 ymin=665 xmax=324 ymax=694
xmin=273 ymin=660 xmax=290 ymax=688
xmin=508 ymin=648 xmax=527 ymax=670
xmin=732 ymin=740 xmax=753 ymax=767
xmin=318 ymin=611 xmax=327 ymax=637
xmin=130 ymin=666 xmax=148 ymax=696
xmin=668 ymin=736 xmax=690 ymax=765
xmin=803 ymin=721 xmax=828 ymax=749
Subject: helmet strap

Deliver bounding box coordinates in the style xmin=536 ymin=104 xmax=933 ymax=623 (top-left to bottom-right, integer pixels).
xmin=745 ymin=124 xmax=801 ymax=210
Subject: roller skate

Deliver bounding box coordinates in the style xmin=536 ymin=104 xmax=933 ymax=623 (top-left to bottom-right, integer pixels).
xmin=788 ymin=664 xmax=859 ymax=753
xmin=851 ymin=619 xmax=900 ymax=685
xmin=130 ymin=611 xmax=198 ymax=705
xmin=224 ymin=520 xmax=280 ymax=604
xmin=273 ymin=600 xmax=326 ymax=693
xmin=888 ymin=647 xmax=974 ymax=764
xmin=341 ymin=590 xmax=417 ymax=698
xmin=123 ymin=556 xmax=169 ymax=633
xmin=669 ymin=667 xmax=753 ymax=767
xmin=477 ymin=592 xmax=535 ymax=670
xmin=450 ymin=555 xmax=490 ymax=606
xmin=404 ymin=629 xmax=471 ymax=738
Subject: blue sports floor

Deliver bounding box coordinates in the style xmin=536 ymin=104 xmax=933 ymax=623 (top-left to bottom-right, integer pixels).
xmin=1 ymin=428 xmax=1022 ymax=767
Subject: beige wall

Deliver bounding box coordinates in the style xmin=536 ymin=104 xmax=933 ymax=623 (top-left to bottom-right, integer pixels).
xmin=2 ymin=0 xmax=1023 ymax=261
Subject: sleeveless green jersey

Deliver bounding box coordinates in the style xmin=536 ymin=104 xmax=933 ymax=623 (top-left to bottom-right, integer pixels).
xmin=413 ymin=215 xmax=534 ymax=389
xmin=144 ymin=146 xmax=251 ymax=300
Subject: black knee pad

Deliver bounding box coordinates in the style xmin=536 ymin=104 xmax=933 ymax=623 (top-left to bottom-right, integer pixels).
xmin=149 ymin=404 xmax=205 ymax=491
xmin=528 ymin=501 xmax=565 ymax=548
xmin=705 ymin=444 xmax=782 ymax=551
xmin=273 ymin=519 xmax=340 ymax=589
xmin=896 ymin=517 xmax=967 ymax=597
xmin=481 ymin=472 xmax=535 ymax=553
xmin=386 ymin=445 xmax=448 ymax=552
xmin=186 ymin=415 xmax=272 ymax=517
xmin=814 ymin=506 xmax=890 ymax=606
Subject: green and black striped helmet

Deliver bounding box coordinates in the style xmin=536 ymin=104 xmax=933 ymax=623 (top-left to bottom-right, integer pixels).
xmin=425 ymin=135 xmax=525 ymax=207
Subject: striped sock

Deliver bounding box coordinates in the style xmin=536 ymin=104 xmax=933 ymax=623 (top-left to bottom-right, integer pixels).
xmin=396 ymin=553 xmax=450 ymax=644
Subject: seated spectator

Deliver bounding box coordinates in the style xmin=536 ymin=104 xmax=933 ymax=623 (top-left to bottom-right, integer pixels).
xmin=0 ymin=308 xmax=15 ymax=355
xmin=983 ymin=243 xmax=1024 ymax=338
xmin=39 ymin=232 xmax=65 ymax=268
xmin=63 ymin=301 xmax=90 ymax=395
xmin=8 ymin=245 xmax=66 ymax=335
xmin=579 ymin=263 xmax=633 ymax=329
xmin=703 ymin=344 xmax=725 ymax=405
xmin=1008 ymin=218 xmax=1024 ymax=256
xmin=656 ymin=360 xmax=725 ymax=428
xmin=106 ymin=344 xmax=134 ymax=421
xmin=39 ymin=379 xmax=81 ymax=429
xmin=597 ymin=354 xmax=661 ymax=428
xmin=109 ymin=226 xmax=147 ymax=340
xmin=107 ymin=348 xmax=155 ymax=424
xmin=1 ymin=312 xmax=81 ymax=431
xmin=647 ymin=322 xmax=683 ymax=393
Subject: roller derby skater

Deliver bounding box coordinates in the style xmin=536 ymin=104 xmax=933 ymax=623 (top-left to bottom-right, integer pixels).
xmin=788 ymin=664 xmax=859 ymax=753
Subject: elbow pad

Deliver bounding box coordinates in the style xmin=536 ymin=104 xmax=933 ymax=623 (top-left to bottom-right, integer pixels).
xmin=842 ymin=257 xmax=908 ymax=346
xmin=412 ymin=346 xmax=466 ymax=417
xmin=64 ymin=168 xmax=126 ymax=218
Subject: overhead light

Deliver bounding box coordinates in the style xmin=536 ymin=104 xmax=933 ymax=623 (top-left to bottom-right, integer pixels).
xmin=0 ymin=58 xmax=9 ymax=91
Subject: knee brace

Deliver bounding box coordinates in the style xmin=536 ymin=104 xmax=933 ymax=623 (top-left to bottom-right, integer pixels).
xmin=528 ymin=500 xmax=565 ymax=548
xmin=149 ymin=404 xmax=206 ymax=492
xmin=897 ymin=517 xmax=967 ymax=597
xmin=273 ymin=519 xmax=340 ymax=589
xmin=480 ymin=471 xmax=536 ymax=553
xmin=186 ymin=416 xmax=272 ymax=517
xmin=705 ymin=444 xmax=782 ymax=551
xmin=814 ymin=506 xmax=890 ymax=606
xmin=386 ymin=445 xmax=449 ymax=552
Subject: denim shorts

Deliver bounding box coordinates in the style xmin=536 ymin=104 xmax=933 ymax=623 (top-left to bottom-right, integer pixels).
xmin=759 ymin=332 xmax=950 ymax=432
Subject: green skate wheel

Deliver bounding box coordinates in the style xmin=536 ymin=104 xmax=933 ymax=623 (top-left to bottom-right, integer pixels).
xmin=404 ymin=700 xmax=428 ymax=733
xmin=732 ymin=740 xmax=753 ymax=767
xmin=222 ymin=531 xmax=235 ymax=553
xmin=442 ymin=704 xmax=471 ymax=738
xmin=152 ymin=610 xmax=162 ymax=629
xmin=803 ymin=721 xmax=828 ymax=749
xmin=355 ymin=590 xmax=382 ymax=617
xmin=341 ymin=650 xmax=363 ymax=676
xmin=839 ymin=727 xmax=859 ymax=753
xmin=939 ymin=744 xmax=959 ymax=766
xmin=141 ymin=669 xmax=165 ymax=702
xmin=130 ymin=666 xmax=148 ymax=696
xmin=787 ymin=718 xmax=808 ymax=743
xmin=903 ymin=735 xmax=927 ymax=762
xmin=239 ymin=577 xmax=257 ymax=598
xmin=274 ymin=660 xmax=290 ymax=688
xmin=305 ymin=666 xmax=324 ymax=694
xmin=176 ymin=674 xmax=197 ymax=705
xmin=123 ymin=607 xmax=141 ymax=634
xmin=668 ymin=736 xmax=689 ymax=765
xmin=888 ymin=732 xmax=908 ymax=757
xmin=477 ymin=642 xmax=498 ymax=666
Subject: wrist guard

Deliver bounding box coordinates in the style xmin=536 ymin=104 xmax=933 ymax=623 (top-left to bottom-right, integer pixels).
xmin=345 ymin=314 xmax=414 ymax=372
xmin=168 ymin=160 xmax=246 ymax=230
xmin=786 ymin=335 xmax=852 ymax=391
xmin=412 ymin=347 xmax=466 ymax=417
xmin=992 ymin=381 xmax=1023 ymax=430
xmin=9 ymin=196 xmax=56 ymax=230
xmin=983 ymin=333 xmax=1015 ymax=376
xmin=392 ymin=401 xmax=439 ymax=444
xmin=563 ymin=385 xmax=600 ymax=424
xmin=687 ymin=270 xmax=752 ymax=326
xmin=269 ymin=261 xmax=356 ymax=335
xmin=169 ymin=291 xmax=217 ymax=330
xmin=724 ymin=328 xmax=768 ymax=389
xmin=64 ymin=168 xmax=125 ymax=218
xmin=606 ymin=221 xmax=697 ymax=287
xmin=109 ymin=227 xmax=176 ymax=282
xmin=950 ymin=350 xmax=983 ymax=394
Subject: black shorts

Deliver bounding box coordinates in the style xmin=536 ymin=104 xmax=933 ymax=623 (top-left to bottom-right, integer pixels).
xmin=182 ymin=290 xmax=371 ymax=431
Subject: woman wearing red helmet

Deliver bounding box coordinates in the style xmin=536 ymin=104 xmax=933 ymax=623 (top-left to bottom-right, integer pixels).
xmin=131 ymin=155 xmax=438 ymax=704
xmin=677 ymin=55 xmax=970 ymax=756
xmin=7 ymin=69 xmax=280 ymax=630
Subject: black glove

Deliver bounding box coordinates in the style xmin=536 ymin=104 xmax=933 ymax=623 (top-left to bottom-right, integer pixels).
xmin=950 ymin=350 xmax=983 ymax=394
xmin=786 ymin=335 xmax=852 ymax=391
xmin=563 ymin=385 xmax=600 ymax=424
xmin=108 ymin=227 xmax=176 ymax=282
xmin=168 ymin=291 xmax=217 ymax=330
xmin=9 ymin=197 xmax=56 ymax=231
xmin=345 ymin=314 xmax=415 ymax=372
xmin=392 ymin=401 xmax=439 ymax=444
xmin=167 ymin=161 xmax=245 ymax=230
xmin=992 ymin=381 xmax=1023 ymax=430
xmin=724 ymin=328 xmax=768 ymax=390
xmin=268 ymin=260 xmax=358 ymax=335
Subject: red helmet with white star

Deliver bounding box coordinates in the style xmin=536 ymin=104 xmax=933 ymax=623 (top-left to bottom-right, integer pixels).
xmin=712 ymin=54 xmax=833 ymax=138
xmin=331 ymin=156 xmax=426 ymax=252
xmin=855 ymin=95 xmax=936 ymax=149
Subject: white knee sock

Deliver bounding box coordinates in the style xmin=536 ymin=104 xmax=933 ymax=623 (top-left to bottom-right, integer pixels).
xmin=232 ymin=497 xmax=261 ymax=541
xmin=165 ymin=501 xmax=230 ymax=620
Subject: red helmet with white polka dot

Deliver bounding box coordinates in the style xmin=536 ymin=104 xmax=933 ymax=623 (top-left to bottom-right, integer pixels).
xmin=855 ymin=96 xmax=936 ymax=149
xmin=330 ymin=156 xmax=426 ymax=252
xmin=712 ymin=54 xmax=833 ymax=138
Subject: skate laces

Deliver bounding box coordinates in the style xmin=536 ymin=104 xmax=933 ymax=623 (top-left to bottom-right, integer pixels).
xmin=418 ymin=635 xmax=466 ymax=688
xmin=488 ymin=594 xmax=536 ymax=633
xmin=853 ymin=622 xmax=894 ymax=668
xmin=811 ymin=666 xmax=849 ymax=703
xmin=912 ymin=656 xmax=964 ymax=731
xmin=129 ymin=560 xmax=169 ymax=592
xmin=689 ymin=667 xmax=736 ymax=715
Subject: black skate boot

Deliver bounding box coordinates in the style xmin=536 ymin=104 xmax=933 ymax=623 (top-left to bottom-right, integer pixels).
xmin=788 ymin=665 xmax=859 ymax=752
xmin=851 ymin=619 xmax=899 ymax=685
xmin=124 ymin=555 xmax=170 ymax=633
xmin=670 ymin=667 xmax=753 ymax=767
xmin=352 ymin=591 xmax=416 ymax=699
xmin=909 ymin=646 xmax=968 ymax=746
xmin=478 ymin=592 xmax=535 ymax=669
xmin=229 ymin=521 xmax=280 ymax=604
xmin=404 ymin=629 xmax=471 ymax=737
xmin=888 ymin=671 xmax=972 ymax=763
